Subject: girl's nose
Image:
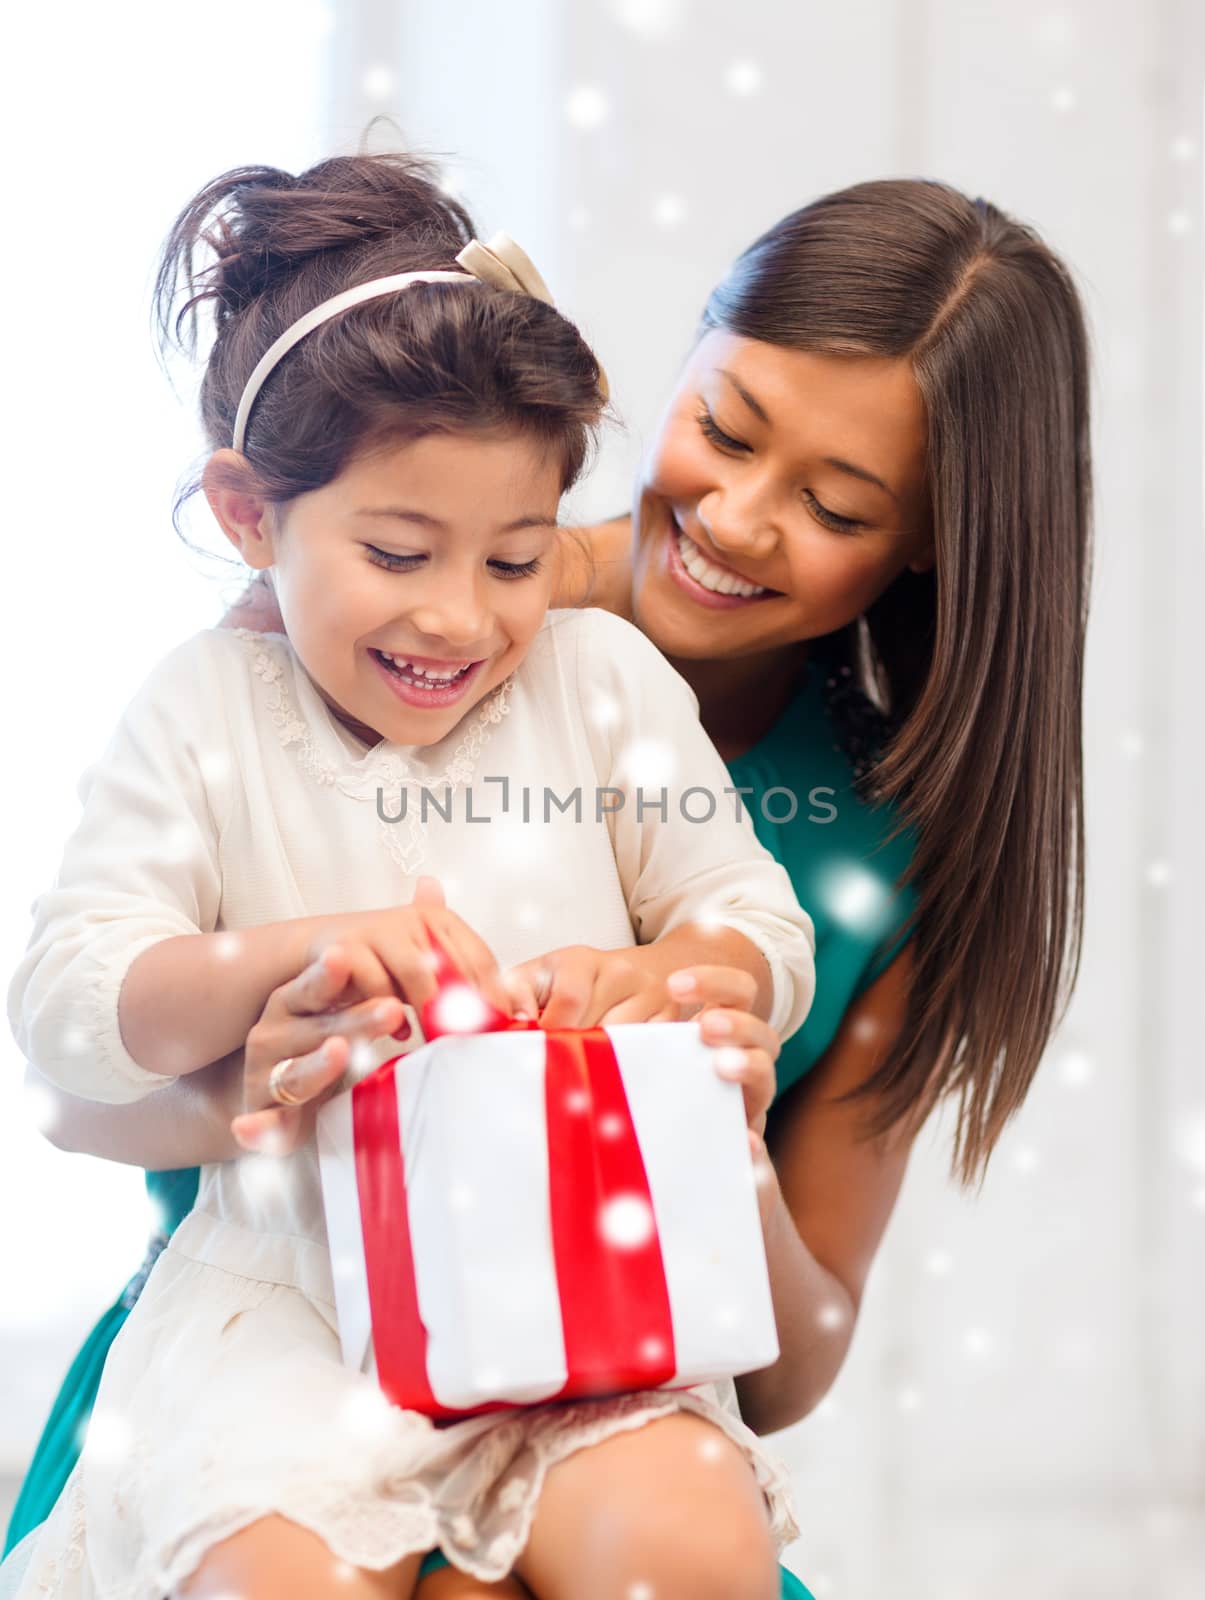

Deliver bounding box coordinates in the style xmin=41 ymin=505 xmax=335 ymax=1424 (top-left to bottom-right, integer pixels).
xmin=407 ymin=581 xmax=491 ymax=650
xmin=695 ymin=482 xmax=780 ymax=562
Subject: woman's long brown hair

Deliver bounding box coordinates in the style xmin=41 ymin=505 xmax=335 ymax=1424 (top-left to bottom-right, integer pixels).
xmin=705 ymin=180 xmax=1092 ymax=1183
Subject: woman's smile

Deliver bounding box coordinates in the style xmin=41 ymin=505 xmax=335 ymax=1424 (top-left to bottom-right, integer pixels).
xmin=664 ymin=512 xmax=781 ymax=610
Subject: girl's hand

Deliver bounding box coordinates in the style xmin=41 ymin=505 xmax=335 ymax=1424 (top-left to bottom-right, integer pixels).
xmin=303 ymin=877 xmax=513 ymax=1019
xmin=509 ymin=945 xmax=683 ymax=1029
xmin=233 ymin=878 xmax=510 ymax=1151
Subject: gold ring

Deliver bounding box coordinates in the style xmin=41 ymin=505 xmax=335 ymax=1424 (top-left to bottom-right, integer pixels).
xmin=268 ymin=1057 xmax=305 ymax=1107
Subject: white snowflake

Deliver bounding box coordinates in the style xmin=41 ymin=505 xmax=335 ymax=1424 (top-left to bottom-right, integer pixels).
xmin=1166 ymin=211 xmax=1193 ymax=237
xmin=338 ymin=1385 xmax=395 ymax=1442
xmin=1058 ymin=1048 xmax=1095 ymax=1088
xmin=1118 ymin=729 xmax=1143 ymax=758
xmin=362 ymin=65 xmax=394 ymax=100
xmin=1174 ymin=1111 xmax=1205 ymax=1175
xmin=1049 ymin=84 xmax=1077 ymax=114
xmin=211 ymin=932 xmax=243 ymax=963
xmin=598 ymin=1111 xmax=627 ymax=1140
xmin=58 ymin=1023 xmax=88 ymax=1054
xmin=599 ymin=1193 xmax=655 ymax=1250
xmin=652 ymin=193 xmax=687 ymax=228
xmin=962 ymin=1327 xmax=995 ymax=1360
xmin=897 ymin=1385 xmax=923 ymax=1412
xmin=22 ymin=1082 xmax=59 ymax=1136
xmin=724 ymin=59 xmax=763 ymax=96
xmin=611 ymin=0 xmax=687 ymax=37
xmin=565 ymin=85 xmax=611 ymax=130
xmin=83 ymin=1406 xmax=133 ymax=1467
xmin=816 ymin=1302 xmax=847 ymax=1333
xmin=1170 ymin=135 xmax=1196 ymax=162
xmin=924 ymin=1248 xmax=954 ymax=1277
xmin=617 ymin=736 xmax=677 ymax=788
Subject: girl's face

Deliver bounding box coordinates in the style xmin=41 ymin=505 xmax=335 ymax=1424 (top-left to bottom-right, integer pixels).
xmin=632 ymin=331 xmax=934 ymax=662
xmin=237 ymin=430 xmax=562 ymax=747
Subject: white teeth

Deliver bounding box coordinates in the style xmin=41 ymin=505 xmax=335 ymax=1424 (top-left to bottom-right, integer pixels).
xmin=675 ymin=529 xmax=769 ymax=597
xmin=378 ymin=651 xmax=466 ymax=681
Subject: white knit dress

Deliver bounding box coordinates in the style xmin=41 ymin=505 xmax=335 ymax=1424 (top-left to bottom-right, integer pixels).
xmin=7 ymin=608 xmax=814 ymax=1596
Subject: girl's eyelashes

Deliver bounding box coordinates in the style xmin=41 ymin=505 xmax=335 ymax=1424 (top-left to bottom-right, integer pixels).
xmin=365 ymin=546 xmax=545 ymax=580
xmin=696 ymin=406 xmax=865 ymax=536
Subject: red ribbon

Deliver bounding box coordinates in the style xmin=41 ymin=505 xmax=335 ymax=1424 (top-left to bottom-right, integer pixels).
xmin=350 ymin=944 xmax=677 ymax=1418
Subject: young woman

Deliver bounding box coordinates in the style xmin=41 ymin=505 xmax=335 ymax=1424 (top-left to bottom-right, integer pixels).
xmin=7 ymin=176 xmax=1090 ymax=1600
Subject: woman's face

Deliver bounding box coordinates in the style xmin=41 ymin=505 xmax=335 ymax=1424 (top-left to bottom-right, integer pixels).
xmin=632 ymin=330 xmax=933 ymax=661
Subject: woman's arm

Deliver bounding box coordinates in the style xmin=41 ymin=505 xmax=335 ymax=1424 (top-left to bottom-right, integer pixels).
xmin=735 ymin=944 xmax=918 ymax=1434
xmin=28 ymin=1051 xmax=244 ymax=1166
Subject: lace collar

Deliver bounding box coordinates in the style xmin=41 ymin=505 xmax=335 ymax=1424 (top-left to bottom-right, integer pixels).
xmin=236 ymin=629 xmax=515 ymax=805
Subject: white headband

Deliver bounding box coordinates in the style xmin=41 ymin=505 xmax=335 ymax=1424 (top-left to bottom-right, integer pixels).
xmin=231 ymin=231 xmax=606 ymax=453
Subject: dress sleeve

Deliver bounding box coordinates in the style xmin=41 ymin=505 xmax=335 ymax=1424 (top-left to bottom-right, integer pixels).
xmin=573 ymin=611 xmax=816 ymax=1041
xmin=7 ymin=634 xmax=232 ymax=1103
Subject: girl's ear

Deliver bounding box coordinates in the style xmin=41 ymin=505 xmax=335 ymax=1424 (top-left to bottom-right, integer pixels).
xmin=907 ymin=533 xmax=936 ymax=575
xmin=203 ymin=450 xmax=277 ymax=570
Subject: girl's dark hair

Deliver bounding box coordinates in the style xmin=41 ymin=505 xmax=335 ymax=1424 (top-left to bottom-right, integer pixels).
xmin=705 ymin=179 xmax=1091 ymax=1184
xmin=154 ymin=152 xmax=606 ymax=529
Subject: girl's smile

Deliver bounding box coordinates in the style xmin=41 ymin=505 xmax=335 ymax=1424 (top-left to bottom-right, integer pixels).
xmin=207 ymin=429 xmax=563 ymax=749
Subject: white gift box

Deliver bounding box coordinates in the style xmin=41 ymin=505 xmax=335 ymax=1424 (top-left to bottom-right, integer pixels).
xmin=317 ymin=1021 xmax=779 ymax=1420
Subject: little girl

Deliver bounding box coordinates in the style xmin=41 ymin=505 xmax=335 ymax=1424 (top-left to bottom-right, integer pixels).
xmin=7 ymin=153 xmax=814 ymax=1598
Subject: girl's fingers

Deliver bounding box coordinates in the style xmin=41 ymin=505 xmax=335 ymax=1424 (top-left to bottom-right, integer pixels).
xmin=412 ymin=876 xmax=447 ymax=910
xmin=430 ymin=915 xmax=513 ymax=1017
xmin=231 ymin=1104 xmax=307 ymax=1155
xmin=696 ymin=1005 xmax=780 ymax=1062
xmin=537 ymin=952 xmax=596 ymax=1030
xmin=500 ymin=965 xmax=543 ymax=1021
xmin=597 ymin=992 xmax=670 ymax=1026
xmin=280 ymin=945 xmax=354 ymax=1017
xmin=666 ymin=965 xmax=761 ymax=1018
xmin=255 ymin=1035 xmax=349 ymax=1114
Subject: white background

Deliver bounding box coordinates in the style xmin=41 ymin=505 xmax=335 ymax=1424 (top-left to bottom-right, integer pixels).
xmin=1 ymin=3 xmax=1202 ymax=1595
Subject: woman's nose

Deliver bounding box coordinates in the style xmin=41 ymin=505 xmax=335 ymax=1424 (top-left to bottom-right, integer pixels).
xmin=696 ymin=483 xmax=780 ymax=561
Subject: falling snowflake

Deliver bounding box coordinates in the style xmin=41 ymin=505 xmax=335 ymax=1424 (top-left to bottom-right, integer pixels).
xmin=427 ymin=983 xmax=494 ymax=1035
xmin=22 ymin=1082 xmax=59 ymax=1136
xmin=652 ymin=193 xmax=687 ymax=228
xmin=1145 ymin=859 xmax=1172 ymax=887
xmin=599 ymin=1193 xmax=655 ymax=1249
xmin=598 ymin=1111 xmax=626 ymax=1140
xmin=1174 ymin=1112 xmax=1205 ymax=1175
xmin=448 ymin=1180 xmax=477 ymax=1213
xmin=897 ymin=1385 xmax=923 ymax=1412
xmin=1118 ymin=729 xmax=1143 ymax=758
xmin=724 ymin=59 xmax=763 ymax=96
xmin=1170 ymin=135 xmax=1196 ymax=162
xmin=338 ymin=1385 xmax=396 ymax=1442
xmin=1059 ymin=1048 xmax=1095 ymax=1088
xmin=362 ymin=65 xmax=394 ymax=100
xmin=1049 ymin=84 xmax=1077 ymax=113
xmin=497 ymin=1476 xmax=530 ymax=1512
xmin=638 ymin=1335 xmax=668 ymax=1364
xmin=349 ymin=1038 xmax=378 ymax=1082
xmin=962 ymin=1327 xmax=995 ymax=1360
xmin=816 ymin=1302 xmax=847 ymax=1332
xmin=568 ymin=203 xmax=591 ymax=232
xmin=84 ymin=1407 xmax=133 ymax=1467
xmin=59 ymin=1023 xmax=88 ymax=1055
xmin=565 ymin=85 xmax=611 ymax=130
xmin=197 ymin=748 xmax=232 ymax=786
xmin=1166 ymin=211 xmax=1193 ymax=237
xmin=1011 ymin=1144 xmax=1040 ymax=1174
xmin=564 ymin=1087 xmax=591 ymax=1115
xmin=611 ymin=0 xmax=687 ymax=37
xmin=627 ymin=1581 xmax=656 ymax=1600
xmin=617 ymin=736 xmax=677 ymax=788
xmin=817 ymin=862 xmax=890 ymax=935
xmin=588 ymin=689 xmax=622 ymax=729
xmin=696 ymin=1434 xmax=725 ymax=1463
xmin=211 ymin=932 xmax=243 ymax=962
xmin=924 ymin=1248 xmax=954 ymax=1277
xmin=240 ymin=1152 xmax=290 ymax=1199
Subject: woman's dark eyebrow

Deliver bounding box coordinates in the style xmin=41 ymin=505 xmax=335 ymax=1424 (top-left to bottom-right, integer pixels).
xmin=717 ymin=369 xmax=899 ymax=503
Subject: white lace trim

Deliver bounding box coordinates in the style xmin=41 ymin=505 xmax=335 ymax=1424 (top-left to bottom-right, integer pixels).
xmin=237 ymin=630 xmax=515 ymax=875
xmin=21 ymin=1391 xmax=798 ymax=1596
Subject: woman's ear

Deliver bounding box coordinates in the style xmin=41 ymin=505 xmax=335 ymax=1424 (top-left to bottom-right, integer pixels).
xmin=203 ymin=449 xmax=277 ymax=570
xmin=907 ymin=533 xmax=936 ymax=575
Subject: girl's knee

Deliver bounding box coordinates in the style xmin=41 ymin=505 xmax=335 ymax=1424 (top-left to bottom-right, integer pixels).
xmin=175 ymin=1512 xmax=423 ymax=1598
xmin=520 ymin=1413 xmax=780 ymax=1600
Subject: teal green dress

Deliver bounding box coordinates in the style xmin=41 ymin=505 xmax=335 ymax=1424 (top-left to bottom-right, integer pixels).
xmin=5 ymin=664 xmax=915 ymax=1598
